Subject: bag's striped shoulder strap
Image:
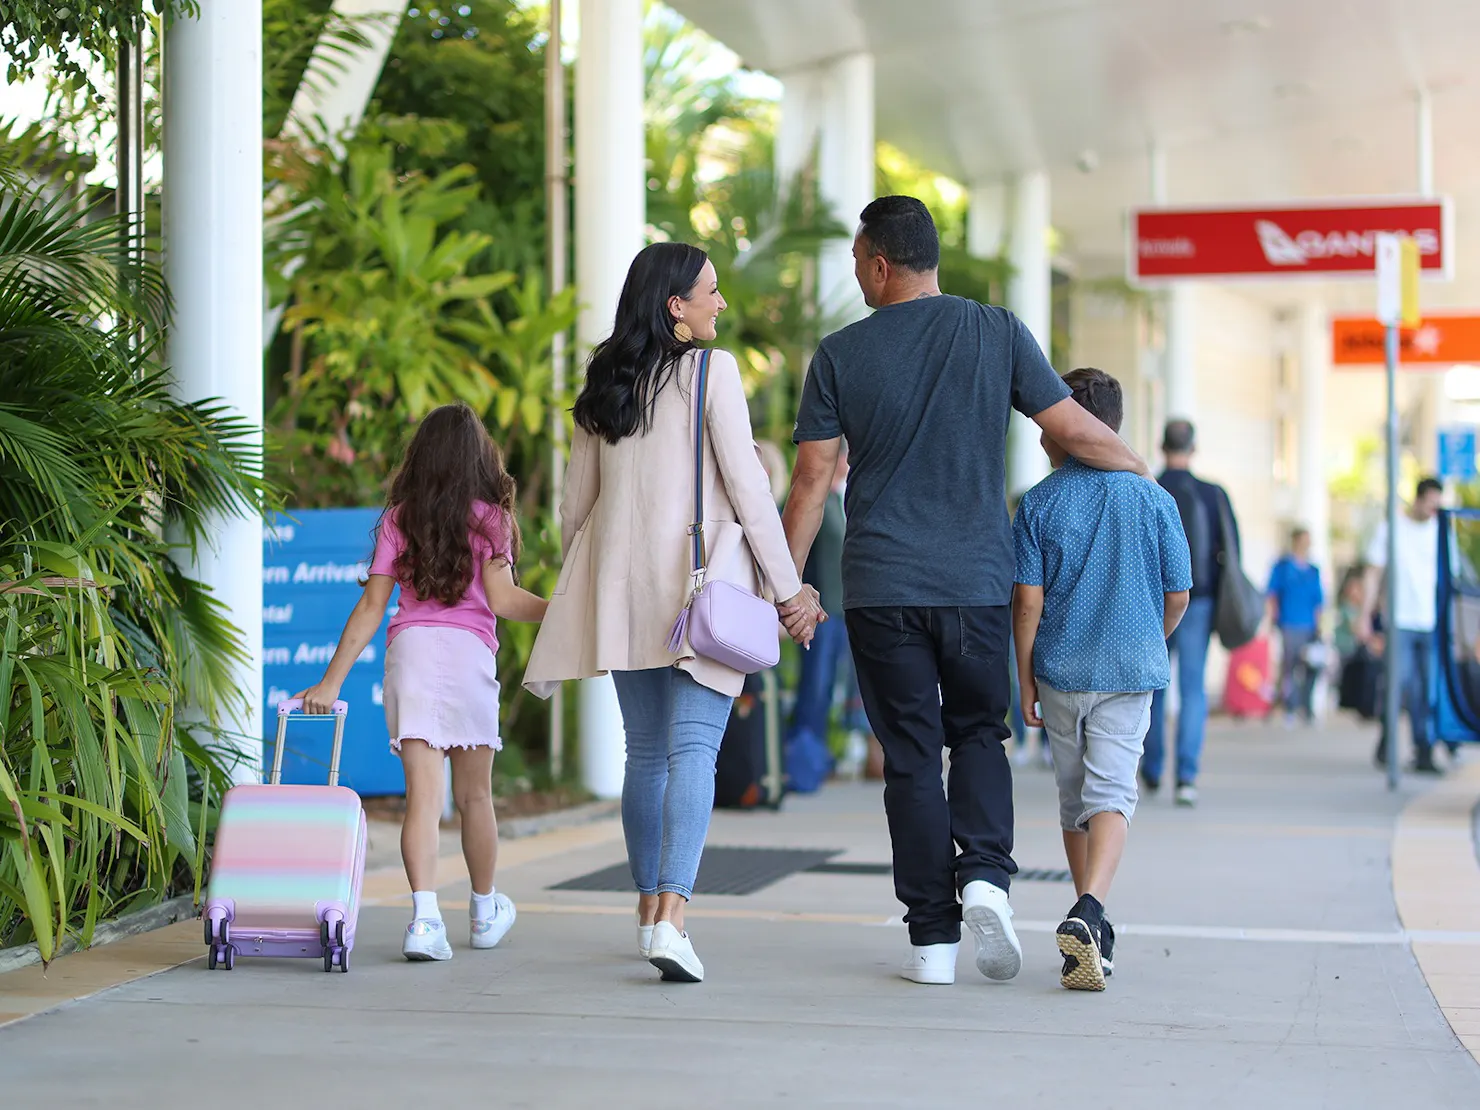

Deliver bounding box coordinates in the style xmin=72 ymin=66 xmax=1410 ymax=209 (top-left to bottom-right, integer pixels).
xmin=688 ymin=348 xmax=712 ymax=583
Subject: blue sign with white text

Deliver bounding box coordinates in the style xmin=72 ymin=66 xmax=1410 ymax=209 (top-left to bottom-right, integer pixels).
xmin=262 ymin=509 xmax=405 ymax=796
xmin=1438 ymin=427 xmax=1477 ymax=482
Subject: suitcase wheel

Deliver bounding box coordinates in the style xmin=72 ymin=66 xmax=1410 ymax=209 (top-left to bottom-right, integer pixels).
xmin=323 ymin=948 xmax=334 ymax=973
xmin=222 ymin=945 xmax=235 ymax=971
xmin=207 ymin=945 xmax=217 ymax=971
xmin=338 ymin=948 xmax=349 ymax=973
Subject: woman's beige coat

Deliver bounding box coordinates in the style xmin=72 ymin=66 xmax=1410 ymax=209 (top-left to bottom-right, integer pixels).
xmin=523 ymin=348 xmax=803 ymax=699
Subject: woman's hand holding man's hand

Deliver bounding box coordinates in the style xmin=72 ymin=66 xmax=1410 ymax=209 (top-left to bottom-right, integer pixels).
xmin=778 ymin=585 xmax=826 ymax=648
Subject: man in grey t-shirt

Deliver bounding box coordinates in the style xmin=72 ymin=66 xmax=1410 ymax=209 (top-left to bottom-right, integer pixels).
xmin=781 ymin=196 xmax=1150 ymax=987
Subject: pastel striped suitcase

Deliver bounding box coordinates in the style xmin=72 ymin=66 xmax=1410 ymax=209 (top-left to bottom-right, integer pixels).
xmin=202 ymin=699 xmax=367 ymax=972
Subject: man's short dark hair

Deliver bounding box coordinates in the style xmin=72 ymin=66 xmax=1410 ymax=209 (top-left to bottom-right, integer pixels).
xmin=1062 ymin=368 xmax=1123 ymax=433
xmin=1417 ymin=476 xmax=1443 ymax=499
xmin=858 ymin=196 xmax=940 ymax=273
xmin=1162 ymin=419 xmax=1196 ymax=454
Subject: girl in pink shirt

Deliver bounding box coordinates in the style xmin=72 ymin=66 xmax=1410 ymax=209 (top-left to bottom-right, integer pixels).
xmin=297 ymin=403 xmax=548 ymax=962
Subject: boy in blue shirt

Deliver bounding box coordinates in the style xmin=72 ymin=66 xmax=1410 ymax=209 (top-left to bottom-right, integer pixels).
xmin=1267 ymin=528 xmax=1325 ymax=725
xmin=1013 ymin=368 xmax=1193 ymax=991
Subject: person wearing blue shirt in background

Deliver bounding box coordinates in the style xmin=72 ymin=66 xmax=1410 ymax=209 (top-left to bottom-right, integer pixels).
xmin=1013 ymin=368 xmax=1193 ymax=993
xmin=1267 ymin=528 xmax=1325 ymax=726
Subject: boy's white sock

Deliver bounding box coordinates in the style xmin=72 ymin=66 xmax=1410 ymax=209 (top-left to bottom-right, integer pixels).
xmin=412 ymin=890 xmax=442 ymax=922
xmin=471 ymin=889 xmax=498 ymax=920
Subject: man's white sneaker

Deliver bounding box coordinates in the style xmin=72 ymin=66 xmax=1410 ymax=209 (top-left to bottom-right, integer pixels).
xmin=647 ymin=921 xmax=704 ymax=982
xmin=1175 ymin=783 xmax=1199 ymax=808
xmin=962 ymin=880 xmax=1023 ymax=981
xmin=900 ymin=942 xmax=959 ymax=985
xmin=470 ymin=894 xmax=516 ymax=950
xmin=402 ymin=918 xmax=453 ymax=961
xmin=638 ymin=921 xmax=654 ymax=958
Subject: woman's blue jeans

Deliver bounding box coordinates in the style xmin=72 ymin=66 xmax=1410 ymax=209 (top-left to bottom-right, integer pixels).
xmin=611 ymin=668 xmax=734 ymax=900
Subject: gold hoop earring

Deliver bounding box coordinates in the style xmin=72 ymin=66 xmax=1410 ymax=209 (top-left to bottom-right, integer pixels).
xmin=673 ymin=320 xmax=693 ymax=344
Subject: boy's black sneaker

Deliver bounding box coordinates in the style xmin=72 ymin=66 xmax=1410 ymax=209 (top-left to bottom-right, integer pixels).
xmin=1056 ymin=895 xmax=1107 ymax=992
xmin=1099 ymin=917 xmax=1115 ymax=978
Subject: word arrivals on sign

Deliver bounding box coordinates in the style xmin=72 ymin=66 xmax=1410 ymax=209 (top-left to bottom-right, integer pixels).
xmin=1333 ymin=314 xmax=1480 ymax=367
xmin=1129 ymin=199 xmax=1452 ymax=282
xmin=263 ymin=509 xmax=405 ymax=796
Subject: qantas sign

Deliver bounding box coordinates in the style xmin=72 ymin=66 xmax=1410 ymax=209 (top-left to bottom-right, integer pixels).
xmin=1130 ymin=200 xmax=1451 ymax=281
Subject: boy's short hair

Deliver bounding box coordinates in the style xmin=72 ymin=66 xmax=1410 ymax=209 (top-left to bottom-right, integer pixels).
xmin=1062 ymin=368 xmax=1124 ymax=433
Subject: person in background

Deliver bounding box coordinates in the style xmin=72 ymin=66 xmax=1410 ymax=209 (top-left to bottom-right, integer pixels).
xmin=1333 ymin=567 xmax=1368 ymax=663
xmin=785 ymin=443 xmax=850 ymax=791
xmin=1267 ymin=527 xmax=1325 ymax=726
xmin=1144 ymin=419 xmax=1240 ymax=808
xmin=1361 ymin=476 xmax=1445 ymax=775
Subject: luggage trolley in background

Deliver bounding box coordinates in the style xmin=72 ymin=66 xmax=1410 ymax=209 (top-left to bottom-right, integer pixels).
xmin=203 ymin=699 xmax=367 ymax=972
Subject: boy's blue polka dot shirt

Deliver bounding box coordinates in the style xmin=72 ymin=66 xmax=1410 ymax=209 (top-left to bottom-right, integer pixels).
xmin=1014 ymin=459 xmax=1194 ymax=693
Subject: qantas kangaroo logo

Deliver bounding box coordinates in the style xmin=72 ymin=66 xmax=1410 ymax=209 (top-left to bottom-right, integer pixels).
xmin=1254 ymin=219 xmax=1441 ymax=266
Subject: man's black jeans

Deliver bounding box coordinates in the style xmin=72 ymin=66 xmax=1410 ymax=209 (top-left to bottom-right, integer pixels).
xmin=845 ymin=605 xmax=1017 ymax=946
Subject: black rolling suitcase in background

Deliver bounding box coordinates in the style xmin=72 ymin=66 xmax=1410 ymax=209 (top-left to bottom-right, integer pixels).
xmin=714 ymin=669 xmax=784 ymax=810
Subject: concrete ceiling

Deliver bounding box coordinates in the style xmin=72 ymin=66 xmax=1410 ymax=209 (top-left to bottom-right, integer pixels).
xmin=664 ymin=0 xmax=1480 ymax=309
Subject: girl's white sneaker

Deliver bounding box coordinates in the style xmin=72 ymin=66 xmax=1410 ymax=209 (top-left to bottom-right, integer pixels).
xmin=647 ymin=921 xmax=704 ymax=982
xmin=402 ymin=918 xmax=453 ymax=961
xmin=470 ymin=894 xmax=516 ymax=950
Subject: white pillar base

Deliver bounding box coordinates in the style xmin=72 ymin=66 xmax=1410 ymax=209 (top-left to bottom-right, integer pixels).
xmin=578 ymin=677 xmax=626 ymax=801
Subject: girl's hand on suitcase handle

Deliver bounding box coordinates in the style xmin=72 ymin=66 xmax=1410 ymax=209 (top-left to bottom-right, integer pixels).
xmin=293 ymin=682 xmax=343 ymax=716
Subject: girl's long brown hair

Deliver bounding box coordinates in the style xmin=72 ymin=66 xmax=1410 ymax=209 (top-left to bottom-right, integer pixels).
xmin=380 ymin=403 xmax=522 ymax=605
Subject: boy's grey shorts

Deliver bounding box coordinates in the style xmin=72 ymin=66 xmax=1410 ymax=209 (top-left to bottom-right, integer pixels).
xmin=1038 ymin=684 xmax=1154 ymax=831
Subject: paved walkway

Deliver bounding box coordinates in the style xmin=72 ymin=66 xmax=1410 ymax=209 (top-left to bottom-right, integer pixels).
xmin=3 ymin=718 xmax=1479 ymax=1108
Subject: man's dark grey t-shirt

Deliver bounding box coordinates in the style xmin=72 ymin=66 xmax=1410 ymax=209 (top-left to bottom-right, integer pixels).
xmin=793 ymin=295 xmax=1070 ymax=610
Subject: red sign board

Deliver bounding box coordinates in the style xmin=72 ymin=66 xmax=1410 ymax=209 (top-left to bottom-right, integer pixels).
xmin=1130 ymin=199 xmax=1451 ymax=282
xmin=1333 ymin=313 xmax=1480 ymax=367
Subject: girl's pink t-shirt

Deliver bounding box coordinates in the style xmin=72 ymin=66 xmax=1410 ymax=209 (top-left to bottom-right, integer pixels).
xmin=369 ymin=500 xmax=511 ymax=656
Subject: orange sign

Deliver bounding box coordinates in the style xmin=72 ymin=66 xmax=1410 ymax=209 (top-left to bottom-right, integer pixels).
xmin=1333 ymin=313 xmax=1480 ymax=366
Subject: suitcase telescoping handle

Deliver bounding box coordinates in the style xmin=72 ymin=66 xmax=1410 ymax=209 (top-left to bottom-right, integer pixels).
xmin=272 ymin=699 xmax=349 ymax=787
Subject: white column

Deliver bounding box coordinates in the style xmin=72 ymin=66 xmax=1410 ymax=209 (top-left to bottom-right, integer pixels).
xmin=164 ymin=0 xmax=264 ymax=785
xmin=817 ymin=53 xmax=874 ymax=325
xmin=1163 ymin=284 xmax=1197 ymax=423
xmin=967 ymin=181 xmax=1007 ymax=261
xmin=573 ymin=0 xmax=643 ymax=800
xmin=776 ymin=69 xmax=826 ymax=200
xmin=1007 ymin=171 xmax=1052 ymax=496
xmin=1298 ymin=302 xmax=1331 ymax=568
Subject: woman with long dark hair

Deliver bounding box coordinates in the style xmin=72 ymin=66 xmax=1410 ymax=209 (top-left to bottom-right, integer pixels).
xmin=525 ymin=243 xmax=823 ymax=982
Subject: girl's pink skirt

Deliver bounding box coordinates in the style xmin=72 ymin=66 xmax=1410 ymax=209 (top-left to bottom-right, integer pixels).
xmin=383 ymin=626 xmax=503 ymax=752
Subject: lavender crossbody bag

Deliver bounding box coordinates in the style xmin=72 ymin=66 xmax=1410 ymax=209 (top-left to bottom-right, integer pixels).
xmin=665 ymin=350 xmax=781 ymax=674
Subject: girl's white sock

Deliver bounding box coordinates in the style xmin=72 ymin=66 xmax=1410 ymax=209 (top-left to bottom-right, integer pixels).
xmin=412 ymin=890 xmax=442 ymax=922
xmin=471 ymin=889 xmax=498 ymax=920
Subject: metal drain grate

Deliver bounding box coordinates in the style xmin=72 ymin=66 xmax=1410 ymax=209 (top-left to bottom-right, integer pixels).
xmin=1017 ymin=868 xmax=1073 ymax=883
xmin=809 ymin=863 xmax=1072 ymax=883
xmin=550 ymin=846 xmax=842 ymax=896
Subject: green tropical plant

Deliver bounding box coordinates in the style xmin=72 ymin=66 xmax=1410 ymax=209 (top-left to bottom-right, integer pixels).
xmin=1 ymin=1 xmax=196 ymax=100
xmin=0 ymin=137 xmax=265 ymax=958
